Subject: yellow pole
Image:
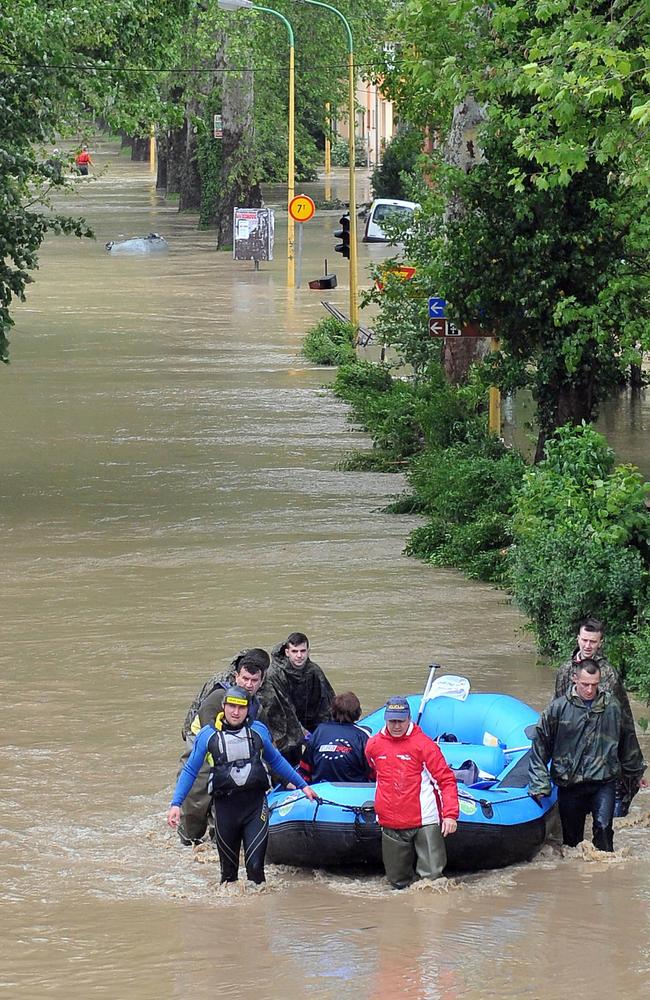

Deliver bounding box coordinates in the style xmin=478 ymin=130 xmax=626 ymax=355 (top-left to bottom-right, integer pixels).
xmin=301 ymin=1 xmax=357 ymax=330
xmin=287 ymin=41 xmax=295 ymax=289
xmin=325 ymin=101 xmax=331 ymax=175
xmin=488 ymin=337 xmax=501 ymax=435
xmin=149 ymin=124 xmax=156 ymax=174
xmin=347 ymin=50 xmax=358 ymax=328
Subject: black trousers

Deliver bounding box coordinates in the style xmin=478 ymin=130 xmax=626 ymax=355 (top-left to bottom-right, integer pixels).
xmin=212 ymin=788 xmax=269 ymax=883
xmin=557 ymin=780 xmax=616 ymax=851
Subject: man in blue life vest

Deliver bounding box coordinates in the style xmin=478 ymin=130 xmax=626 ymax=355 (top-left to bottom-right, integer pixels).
xmin=168 ymin=686 xmax=316 ymax=884
xmin=177 ymin=647 xmax=303 ymax=845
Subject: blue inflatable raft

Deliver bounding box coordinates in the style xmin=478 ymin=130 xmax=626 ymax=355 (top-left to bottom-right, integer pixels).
xmin=267 ymin=686 xmax=557 ymax=872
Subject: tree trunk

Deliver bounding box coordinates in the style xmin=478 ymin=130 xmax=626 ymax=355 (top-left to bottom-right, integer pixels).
xmin=442 ymin=96 xmax=489 ymax=383
xmin=630 ymin=363 xmax=643 ymax=390
xmin=179 ymin=98 xmax=202 ymax=212
xmin=166 ymin=123 xmax=185 ymax=196
xmin=156 ymin=133 xmax=168 ymax=190
xmin=131 ymin=137 xmax=150 ymax=162
xmin=213 ymin=31 xmax=261 ymax=247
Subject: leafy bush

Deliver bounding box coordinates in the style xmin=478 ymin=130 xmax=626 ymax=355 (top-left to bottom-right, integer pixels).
xmin=371 ymin=129 xmax=421 ymax=200
xmin=511 ymin=531 xmax=648 ymax=657
xmin=405 ymin=445 xmax=526 ymax=583
xmin=330 ymin=137 xmax=367 ymax=167
xmin=622 ymin=617 xmax=650 ymax=702
xmin=510 ymin=423 xmax=650 ymax=657
xmin=302 ymin=317 xmax=356 ymax=366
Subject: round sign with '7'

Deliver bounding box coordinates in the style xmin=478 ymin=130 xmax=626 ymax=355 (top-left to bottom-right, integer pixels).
xmin=289 ymin=195 xmax=316 ymax=222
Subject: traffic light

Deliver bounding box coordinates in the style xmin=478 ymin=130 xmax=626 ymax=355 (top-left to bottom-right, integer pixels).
xmin=334 ymin=213 xmax=350 ymax=259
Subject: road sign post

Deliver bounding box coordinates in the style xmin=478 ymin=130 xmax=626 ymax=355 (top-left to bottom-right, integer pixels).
xmin=289 ymin=195 xmax=316 ymax=289
xmin=427 ymin=296 xmax=501 ymax=435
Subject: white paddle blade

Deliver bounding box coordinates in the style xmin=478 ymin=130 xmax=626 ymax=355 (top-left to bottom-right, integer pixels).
xmin=426 ymin=675 xmax=470 ymax=702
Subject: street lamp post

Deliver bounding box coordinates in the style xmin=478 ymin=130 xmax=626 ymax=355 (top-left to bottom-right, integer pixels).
xmin=299 ymin=0 xmax=358 ymax=328
xmin=218 ymin=0 xmax=296 ymax=289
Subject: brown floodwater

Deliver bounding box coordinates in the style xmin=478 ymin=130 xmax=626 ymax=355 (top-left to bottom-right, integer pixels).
xmin=1 ymin=140 xmax=649 ymax=999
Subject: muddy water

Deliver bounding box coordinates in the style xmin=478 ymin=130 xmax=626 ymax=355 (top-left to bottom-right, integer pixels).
xmin=1 ymin=142 xmax=649 ymax=999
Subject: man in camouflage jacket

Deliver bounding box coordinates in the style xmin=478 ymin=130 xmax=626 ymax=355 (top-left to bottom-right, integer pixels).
xmin=554 ymin=617 xmax=644 ymax=813
xmin=530 ymin=659 xmax=646 ymax=851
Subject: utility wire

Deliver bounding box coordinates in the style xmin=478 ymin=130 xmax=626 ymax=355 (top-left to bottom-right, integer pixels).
xmin=1 ymin=58 xmax=399 ymax=76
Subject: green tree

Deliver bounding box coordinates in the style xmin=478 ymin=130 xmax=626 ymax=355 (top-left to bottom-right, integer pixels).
xmin=367 ymin=1 xmax=650 ymax=455
xmin=510 ymin=423 xmax=650 ymax=658
xmin=0 ymin=0 xmax=190 ymax=361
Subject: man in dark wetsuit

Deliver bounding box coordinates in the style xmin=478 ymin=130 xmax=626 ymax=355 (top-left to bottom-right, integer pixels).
xmin=167 ymin=687 xmax=316 ymax=884
xmin=268 ymin=632 xmax=335 ymax=762
xmin=177 ymin=648 xmax=303 ymax=845
xmin=554 ymin=617 xmax=646 ymax=814
xmin=300 ymin=692 xmax=373 ymax=784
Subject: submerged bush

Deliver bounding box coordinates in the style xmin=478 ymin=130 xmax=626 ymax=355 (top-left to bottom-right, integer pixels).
xmin=302 ymin=317 xmax=356 ymax=366
xmin=510 ymin=423 xmax=650 ymax=660
xmin=405 ymin=443 xmax=525 ymax=583
xmin=330 ymin=360 xmax=525 ymax=583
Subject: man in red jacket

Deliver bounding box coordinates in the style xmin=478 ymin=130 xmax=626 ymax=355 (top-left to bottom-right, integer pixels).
xmin=366 ymin=695 xmax=459 ymax=889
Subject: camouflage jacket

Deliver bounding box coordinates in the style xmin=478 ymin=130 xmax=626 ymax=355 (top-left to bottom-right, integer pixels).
xmin=529 ymin=688 xmax=646 ymax=797
xmin=554 ymin=650 xmax=635 ymax=731
xmin=268 ymin=642 xmax=335 ymax=734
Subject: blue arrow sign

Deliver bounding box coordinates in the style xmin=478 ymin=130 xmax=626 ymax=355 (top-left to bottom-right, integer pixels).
xmin=428 ymin=296 xmax=447 ymax=318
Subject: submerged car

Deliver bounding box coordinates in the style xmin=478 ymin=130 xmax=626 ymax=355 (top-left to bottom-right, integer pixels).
xmin=362 ymin=198 xmax=420 ymax=243
xmin=105 ymin=233 xmax=169 ymax=254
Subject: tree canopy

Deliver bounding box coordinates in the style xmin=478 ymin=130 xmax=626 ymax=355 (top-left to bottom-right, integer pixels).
xmin=0 ymin=0 xmax=190 ymax=361
xmin=369 ymin=0 xmax=650 ymax=455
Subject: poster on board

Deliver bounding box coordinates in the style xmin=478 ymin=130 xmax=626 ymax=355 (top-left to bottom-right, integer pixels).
xmin=233 ymin=208 xmax=274 ymax=261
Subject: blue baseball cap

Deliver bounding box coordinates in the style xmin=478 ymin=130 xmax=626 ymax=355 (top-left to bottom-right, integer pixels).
xmin=384 ymin=696 xmax=411 ymax=720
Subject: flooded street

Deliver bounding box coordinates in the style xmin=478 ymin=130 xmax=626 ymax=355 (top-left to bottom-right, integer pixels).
xmin=1 ymin=142 xmax=649 ymax=999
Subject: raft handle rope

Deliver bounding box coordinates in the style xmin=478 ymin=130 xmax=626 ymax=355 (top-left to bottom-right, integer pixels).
xmin=268 ymin=783 xmax=543 ymax=823
xmin=268 ymin=793 xmax=376 ymax=823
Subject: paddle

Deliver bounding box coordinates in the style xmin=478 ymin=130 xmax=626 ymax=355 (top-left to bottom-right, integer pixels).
xmin=427 ymin=675 xmax=471 ymax=702
xmin=415 ymin=663 xmax=440 ymax=724
xmin=416 ymin=665 xmax=471 ymax=724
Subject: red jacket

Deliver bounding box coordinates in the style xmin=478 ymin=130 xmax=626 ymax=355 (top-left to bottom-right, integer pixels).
xmin=366 ymin=723 xmax=459 ymax=829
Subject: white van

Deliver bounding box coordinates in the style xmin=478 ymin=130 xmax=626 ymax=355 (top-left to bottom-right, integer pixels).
xmin=362 ymin=198 xmax=420 ymax=243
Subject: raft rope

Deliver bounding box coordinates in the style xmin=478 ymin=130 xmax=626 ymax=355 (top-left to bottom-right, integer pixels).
xmin=268 ymin=793 xmax=376 ymax=823
xmin=268 ymin=789 xmax=538 ymax=823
